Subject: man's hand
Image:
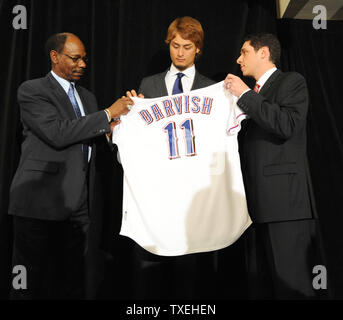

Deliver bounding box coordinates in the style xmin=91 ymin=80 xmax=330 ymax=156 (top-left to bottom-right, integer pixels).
xmin=125 ymin=89 xmax=144 ymax=98
xmin=107 ymin=97 xmax=133 ymax=119
xmin=224 ymin=73 xmax=250 ymax=97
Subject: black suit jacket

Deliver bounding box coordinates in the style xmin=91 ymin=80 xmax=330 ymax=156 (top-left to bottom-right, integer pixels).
xmin=138 ymin=69 xmax=215 ymax=98
xmin=237 ymin=69 xmax=314 ymax=223
xmin=9 ymin=72 xmax=110 ymax=221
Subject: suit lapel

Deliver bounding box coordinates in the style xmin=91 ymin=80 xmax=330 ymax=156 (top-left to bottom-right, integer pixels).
xmin=46 ymin=73 xmax=77 ymax=119
xmin=76 ymin=86 xmax=93 ymax=115
xmin=242 ymin=70 xmax=282 ymax=136
xmin=157 ymin=70 xmax=168 ymax=97
xmin=47 ymin=73 xmax=95 ymax=116
xmin=258 ymin=69 xmax=282 ymax=96
xmin=191 ymin=70 xmax=202 ymax=90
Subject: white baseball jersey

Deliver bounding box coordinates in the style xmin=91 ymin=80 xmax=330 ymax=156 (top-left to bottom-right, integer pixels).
xmin=112 ymin=81 xmax=251 ymax=256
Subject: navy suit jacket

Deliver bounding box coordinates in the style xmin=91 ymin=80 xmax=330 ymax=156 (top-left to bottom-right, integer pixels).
xmin=9 ymin=72 xmax=110 ymax=220
xmin=237 ymin=69 xmax=316 ymax=223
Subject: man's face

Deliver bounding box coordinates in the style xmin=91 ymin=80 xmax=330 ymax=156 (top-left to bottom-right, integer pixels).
xmin=52 ymin=35 xmax=87 ymax=82
xmin=169 ymin=33 xmax=200 ymax=71
xmin=236 ymin=41 xmax=260 ymax=78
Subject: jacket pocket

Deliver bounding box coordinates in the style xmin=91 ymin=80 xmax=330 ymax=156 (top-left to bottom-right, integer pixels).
xmin=263 ymin=162 xmax=297 ymax=176
xmin=25 ymin=159 xmax=59 ymax=173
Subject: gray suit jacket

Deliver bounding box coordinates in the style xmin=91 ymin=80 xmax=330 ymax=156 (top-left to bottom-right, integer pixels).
xmin=9 ymin=72 xmax=110 ymax=220
xmin=138 ymin=69 xmax=215 ymax=98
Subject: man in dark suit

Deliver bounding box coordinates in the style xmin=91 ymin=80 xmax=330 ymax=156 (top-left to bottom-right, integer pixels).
xmin=125 ymin=17 xmax=220 ymax=299
xmin=8 ymin=32 xmax=132 ymax=299
xmin=128 ymin=16 xmax=214 ymax=98
xmin=225 ymin=33 xmax=327 ymax=299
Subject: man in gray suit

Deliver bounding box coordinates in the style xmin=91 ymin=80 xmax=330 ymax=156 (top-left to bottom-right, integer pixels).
xmin=9 ymin=32 xmax=132 ymax=299
xmin=125 ymin=16 xmax=218 ymax=299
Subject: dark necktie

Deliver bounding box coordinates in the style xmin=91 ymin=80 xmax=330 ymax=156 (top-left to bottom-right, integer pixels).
xmin=172 ymin=72 xmax=185 ymax=95
xmin=68 ymin=83 xmax=89 ymax=168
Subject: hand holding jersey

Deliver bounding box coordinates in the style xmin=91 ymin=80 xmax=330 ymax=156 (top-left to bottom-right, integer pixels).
xmin=106 ymin=96 xmax=134 ymax=119
xmin=125 ymin=89 xmax=144 ymax=98
xmin=224 ymin=73 xmax=250 ymax=97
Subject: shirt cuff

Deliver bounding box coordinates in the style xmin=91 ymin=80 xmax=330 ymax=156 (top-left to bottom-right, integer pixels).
xmin=105 ymin=133 xmax=111 ymax=142
xmin=104 ymin=109 xmax=111 ymax=122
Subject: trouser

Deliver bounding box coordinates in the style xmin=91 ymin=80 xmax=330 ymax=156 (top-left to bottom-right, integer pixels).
xmin=10 ymin=211 xmax=89 ymax=300
xmin=244 ymin=219 xmax=330 ymax=299
xmin=131 ymin=236 xmax=248 ymax=300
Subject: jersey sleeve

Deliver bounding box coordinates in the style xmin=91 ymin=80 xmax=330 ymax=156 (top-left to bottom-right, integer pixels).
xmin=225 ymin=90 xmax=246 ymax=135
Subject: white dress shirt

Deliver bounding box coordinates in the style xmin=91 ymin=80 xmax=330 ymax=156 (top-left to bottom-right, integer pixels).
xmin=165 ymin=64 xmax=196 ymax=95
xmin=51 ymin=70 xmax=92 ymax=161
xmin=239 ymin=67 xmax=278 ymax=98
xmin=256 ymin=67 xmax=277 ymax=90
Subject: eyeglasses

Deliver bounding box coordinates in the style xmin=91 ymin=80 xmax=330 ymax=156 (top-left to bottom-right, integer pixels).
xmin=60 ymin=52 xmax=88 ymax=64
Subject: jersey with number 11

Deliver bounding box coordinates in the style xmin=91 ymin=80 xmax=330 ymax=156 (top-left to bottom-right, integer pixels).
xmin=112 ymin=81 xmax=251 ymax=256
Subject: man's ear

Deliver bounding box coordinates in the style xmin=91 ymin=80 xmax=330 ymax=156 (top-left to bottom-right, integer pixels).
xmin=260 ymin=46 xmax=270 ymax=61
xmin=50 ymin=50 xmax=59 ymax=64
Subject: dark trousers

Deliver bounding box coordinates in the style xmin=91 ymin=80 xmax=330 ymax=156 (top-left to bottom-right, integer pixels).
xmin=131 ymin=238 xmax=248 ymax=300
xmin=10 ymin=212 xmax=89 ymax=300
xmin=132 ymin=244 xmax=215 ymax=300
xmin=244 ymin=219 xmax=329 ymax=299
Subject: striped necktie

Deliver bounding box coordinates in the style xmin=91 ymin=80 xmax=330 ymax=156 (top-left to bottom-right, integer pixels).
xmin=68 ymin=83 xmax=89 ymax=169
xmin=253 ymin=83 xmax=260 ymax=93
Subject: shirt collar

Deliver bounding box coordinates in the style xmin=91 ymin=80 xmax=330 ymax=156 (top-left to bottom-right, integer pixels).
xmin=169 ymin=64 xmax=195 ymax=79
xmin=51 ymin=70 xmax=74 ymax=94
xmin=256 ymin=67 xmax=277 ymax=89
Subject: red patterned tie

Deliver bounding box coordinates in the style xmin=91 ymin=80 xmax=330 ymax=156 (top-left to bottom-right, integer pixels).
xmin=253 ymin=83 xmax=260 ymax=93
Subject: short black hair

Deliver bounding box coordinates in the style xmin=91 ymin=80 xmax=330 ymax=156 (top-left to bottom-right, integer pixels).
xmin=45 ymin=32 xmax=68 ymax=58
xmin=243 ymin=33 xmax=281 ymax=65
